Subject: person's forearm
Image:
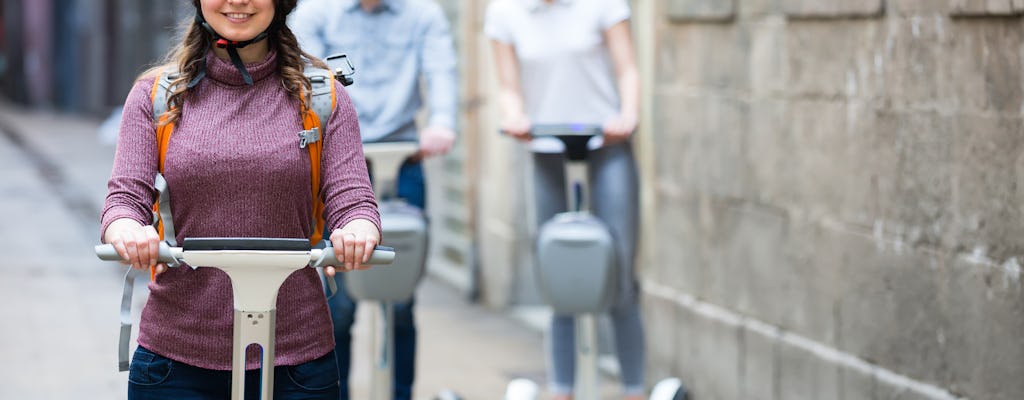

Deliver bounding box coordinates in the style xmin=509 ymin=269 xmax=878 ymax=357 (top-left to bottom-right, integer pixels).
xmin=499 ymin=88 xmax=526 ymax=119
xmin=617 ymin=65 xmax=640 ymax=121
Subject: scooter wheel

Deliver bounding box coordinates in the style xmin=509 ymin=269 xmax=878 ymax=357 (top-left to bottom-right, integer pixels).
xmin=433 ymin=389 xmax=464 ymax=400
xmin=504 ymin=378 xmax=540 ymax=400
xmin=649 ymin=378 xmax=688 ymax=400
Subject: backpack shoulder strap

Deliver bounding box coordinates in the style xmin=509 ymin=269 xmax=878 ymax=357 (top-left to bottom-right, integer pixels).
xmin=150 ymin=70 xmax=176 ymax=125
xmin=149 ymin=68 xmax=179 ymax=244
xmin=303 ymin=66 xmax=336 ymax=131
xmin=301 ymin=66 xmax=339 ymax=295
xmin=300 ymin=66 xmax=337 ymax=245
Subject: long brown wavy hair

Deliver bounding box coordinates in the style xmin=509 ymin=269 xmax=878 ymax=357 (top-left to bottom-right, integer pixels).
xmin=140 ymin=0 xmax=329 ymax=125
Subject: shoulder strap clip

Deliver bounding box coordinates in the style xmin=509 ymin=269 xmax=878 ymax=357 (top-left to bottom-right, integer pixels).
xmin=298 ymin=127 xmax=321 ymax=149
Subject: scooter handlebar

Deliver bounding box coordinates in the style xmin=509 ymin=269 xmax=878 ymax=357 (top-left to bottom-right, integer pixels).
xmin=528 ymin=123 xmax=603 ymax=137
xmin=95 ymin=241 xmax=396 ymax=267
xmin=95 ymin=242 xmax=177 ymax=263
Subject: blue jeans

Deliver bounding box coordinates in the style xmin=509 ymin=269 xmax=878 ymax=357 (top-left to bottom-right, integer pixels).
xmin=328 ymin=158 xmax=423 ymax=400
xmin=127 ymin=346 xmax=339 ymax=400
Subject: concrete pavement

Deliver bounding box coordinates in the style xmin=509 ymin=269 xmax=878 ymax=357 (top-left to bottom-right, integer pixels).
xmin=0 ymin=103 xmax=626 ymax=399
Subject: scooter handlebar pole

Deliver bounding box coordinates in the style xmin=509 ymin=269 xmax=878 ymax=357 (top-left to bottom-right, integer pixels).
xmin=94 ymin=241 xmax=396 ymax=267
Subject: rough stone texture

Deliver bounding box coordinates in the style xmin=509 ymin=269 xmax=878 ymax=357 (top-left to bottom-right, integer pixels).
xmin=675 ymin=305 xmax=742 ymax=400
xmin=644 ymin=295 xmax=680 ymax=381
xmin=783 ymin=0 xmax=885 ymax=18
xmin=890 ymin=0 xmax=953 ymax=14
xmin=665 ymin=0 xmax=736 ymax=22
xmin=643 ymin=2 xmax=1024 ymax=399
xmin=740 ymin=327 xmax=778 ymax=400
xmin=950 ymin=0 xmax=1024 ymax=16
xmin=841 ymin=367 xmax=877 ymax=400
xmin=776 ymin=342 xmax=841 ymax=400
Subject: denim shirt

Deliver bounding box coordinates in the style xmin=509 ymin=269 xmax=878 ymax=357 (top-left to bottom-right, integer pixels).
xmin=290 ymin=0 xmax=458 ymax=142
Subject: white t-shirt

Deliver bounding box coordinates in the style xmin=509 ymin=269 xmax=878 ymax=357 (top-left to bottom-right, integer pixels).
xmin=484 ymin=0 xmax=630 ymax=127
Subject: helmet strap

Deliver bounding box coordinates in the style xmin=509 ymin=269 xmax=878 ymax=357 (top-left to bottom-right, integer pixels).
xmin=191 ymin=12 xmax=273 ymax=86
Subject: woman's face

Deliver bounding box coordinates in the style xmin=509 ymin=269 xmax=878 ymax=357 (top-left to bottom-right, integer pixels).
xmin=200 ymin=0 xmax=275 ymax=42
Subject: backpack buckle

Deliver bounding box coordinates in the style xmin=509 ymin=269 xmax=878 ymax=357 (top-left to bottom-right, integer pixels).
xmin=298 ymin=127 xmax=321 ymax=149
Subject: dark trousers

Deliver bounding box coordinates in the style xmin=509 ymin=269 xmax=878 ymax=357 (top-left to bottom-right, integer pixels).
xmin=127 ymin=346 xmax=340 ymax=400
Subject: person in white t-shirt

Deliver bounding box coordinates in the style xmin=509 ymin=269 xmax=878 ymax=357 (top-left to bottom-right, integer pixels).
xmin=485 ymin=0 xmax=646 ymax=398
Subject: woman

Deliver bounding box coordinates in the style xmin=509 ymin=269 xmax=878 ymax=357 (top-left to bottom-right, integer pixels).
xmin=100 ymin=0 xmax=380 ymax=398
xmin=484 ymin=0 xmax=645 ymax=399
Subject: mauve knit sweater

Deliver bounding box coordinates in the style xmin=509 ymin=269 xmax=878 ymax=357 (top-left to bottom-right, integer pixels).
xmin=100 ymin=50 xmax=380 ymax=370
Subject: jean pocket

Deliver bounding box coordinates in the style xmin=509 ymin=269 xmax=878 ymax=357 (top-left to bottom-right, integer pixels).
xmin=284 ymin=352 xmax=339 ymax=392
xmin=128 ymin=346 xmax=174 ymax=386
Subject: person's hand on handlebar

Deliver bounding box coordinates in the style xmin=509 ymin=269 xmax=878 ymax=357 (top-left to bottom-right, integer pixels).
xmin=103 ymin=218 xmax=170 ymax=275
xmin=602 ymin=113 xmax=637 ymax=145
xmin=501 ymin=113 xmax=532 ymax=142
xmin=418 ymin=125 xmax=456 ymax=158
xmin=327 ymin=218 xmax=382 ymax=276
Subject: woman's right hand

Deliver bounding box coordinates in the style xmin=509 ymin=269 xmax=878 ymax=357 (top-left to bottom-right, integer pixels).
xmin=103 ymin=218 xmax=167 ymax=274
xmin=501 ymin=114 xmax=532 ymax=142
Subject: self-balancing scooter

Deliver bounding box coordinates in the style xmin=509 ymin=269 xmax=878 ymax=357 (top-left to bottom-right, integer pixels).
xmin=504 ymin=124 xmax=687 ymax=400
xmin=96 ymin=238 xmax=395 ymax=400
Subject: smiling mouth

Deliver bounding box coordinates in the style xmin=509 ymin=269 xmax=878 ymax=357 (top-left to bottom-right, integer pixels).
xmin=223 ymin=12 xmax=253 ymax=21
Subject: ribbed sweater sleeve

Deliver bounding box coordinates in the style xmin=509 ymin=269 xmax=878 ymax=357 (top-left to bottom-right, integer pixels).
xmin=322 ymin=81 xmax=382 ymax=237
xmin=99 ymin=77 xmax=160 ymax=240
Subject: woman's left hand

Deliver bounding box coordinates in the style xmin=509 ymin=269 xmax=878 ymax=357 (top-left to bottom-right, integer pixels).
xmin=326 ymin=219 xmax=381 ymax=276
xmin=603 ymin=114 xmax=637 ymax=145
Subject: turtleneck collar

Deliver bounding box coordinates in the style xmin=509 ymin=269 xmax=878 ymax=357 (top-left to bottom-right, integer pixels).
xmin=204 ymin=49 xmax=278 ymax=86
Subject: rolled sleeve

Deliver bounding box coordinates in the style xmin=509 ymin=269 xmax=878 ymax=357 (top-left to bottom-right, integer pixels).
xmin=600 ymin=0 xmax=631 ymax=29
xmin=483 ymin=1 xmax=514 ymax=43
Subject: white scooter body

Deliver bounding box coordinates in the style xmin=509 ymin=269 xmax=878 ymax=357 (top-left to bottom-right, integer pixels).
xmin=97 ymin=239 xmax=394 ymax=400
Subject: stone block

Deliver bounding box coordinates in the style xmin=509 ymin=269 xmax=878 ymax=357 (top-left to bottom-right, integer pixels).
xmin=948 ymin=115 xmax=1024 ymax=259
xmin=868 ymin=111 xmax=955 ymax=246
xmin=840 ymin=367 xmax=876 ymax=400
xmin=950 ymin=0 xmax=1024 ymax=16
xmin=889 ymin=0 xmax=953 ymax=14
xmin=748 ymin=17 xmax=789 ymax=96
xmin=873 ymin=383 xmax=938 ymax=400
xmin=650 ymin=190 xmax=707 ymax=297
xmin=945 ymin=19 xmax=1024 ymax=114
xmin=653 ymin=95 xmax=750 ymax=200
xmin=932 ymin=257 xmax=1024 ymax=399
xmin=740 ymin=327 xmax=778 ymax=400
xmin=740 ymin=0 xmax=782 ymax=17
xmin=873 ymin=16 xmax=955 ymax=110
xmin=644 ymin=295 xmax=680 ymax=379
xmin=706 ymin=203 xmax=802 ymax=327
xmin=676 ymin=305 xmax=743 ymax=400
xmin=783 ymin=0 xmax=884 ymax=18
xmin=666 ymin=0 xmax=736 ymax=22
xmin=656 ymin=24 xmax=751 ymax=91
xmin=830 ymin=227 xmax=953 ymax=386
xmin=785 ymin=20 xmax=887 ymax=100
xmin=747 ymin=99 xmax=882 ymax=226
xmin=776 ymin=341 xmax=841 ymax=400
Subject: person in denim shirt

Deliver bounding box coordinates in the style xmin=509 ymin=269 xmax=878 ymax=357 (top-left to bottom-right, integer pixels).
xmin=290 ymin=1 xmax=457 ymax=399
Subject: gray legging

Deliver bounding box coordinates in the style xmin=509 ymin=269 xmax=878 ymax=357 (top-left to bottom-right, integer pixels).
xmin=532 ymin=140 xmax=645 ymax=395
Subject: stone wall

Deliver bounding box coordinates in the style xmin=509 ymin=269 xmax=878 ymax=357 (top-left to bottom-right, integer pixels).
xmin=640 ymin=0 xmax=1024 ymax=399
